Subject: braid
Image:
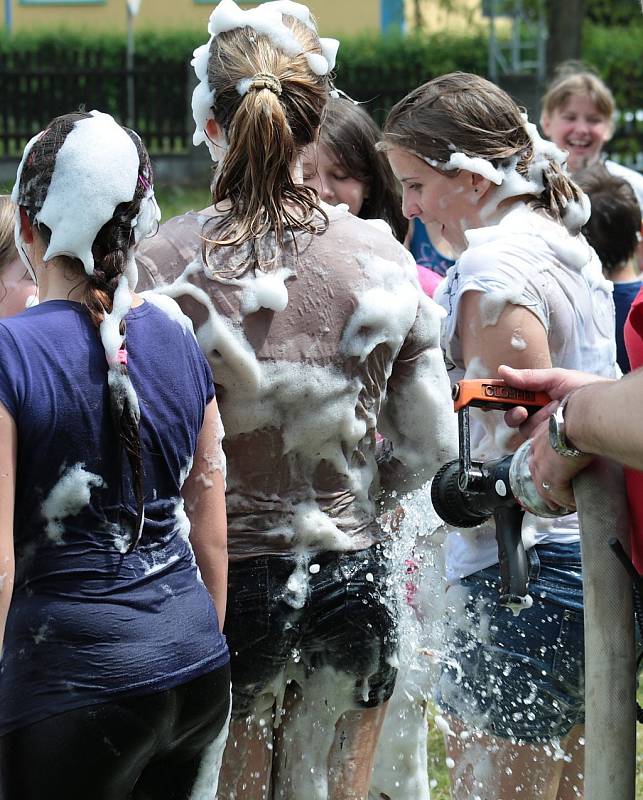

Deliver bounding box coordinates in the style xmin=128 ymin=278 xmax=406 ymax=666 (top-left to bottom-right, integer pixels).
xmin=84 ymin=227 xmax=145 ymax=552
xmin=84 ymin=170 xmax=150 ymax=552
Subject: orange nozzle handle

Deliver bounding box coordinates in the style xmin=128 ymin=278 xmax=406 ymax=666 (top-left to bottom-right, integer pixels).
xmin=452 ymin=379 xmax=552 ymax=412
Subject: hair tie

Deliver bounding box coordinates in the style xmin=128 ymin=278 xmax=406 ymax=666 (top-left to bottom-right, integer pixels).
xmin=117 ymin=347 xmax=128 ymax=366
xmin=137 ymin=173 xmax=151 ymax=192
xmin=248 ymin=72 xmax=282 ymax=97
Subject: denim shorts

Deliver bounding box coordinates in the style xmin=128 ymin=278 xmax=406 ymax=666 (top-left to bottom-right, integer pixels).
xmin=224 ymin=544 xmax=399 ymax=718
xmin=436 ymin=541 xmax=584 ymax=743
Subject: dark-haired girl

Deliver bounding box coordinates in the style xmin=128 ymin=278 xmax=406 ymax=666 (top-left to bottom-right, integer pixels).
xmin=302 ymin=97 xmax=444 ymax=297
xmin=383 ymin=72 xmax=618 ymax=800
xmin=0 ymin=111 xmax=230 ymax=800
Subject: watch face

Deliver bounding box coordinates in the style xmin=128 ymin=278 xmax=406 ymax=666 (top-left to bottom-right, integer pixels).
xmin=548 ymin=405 xmax=583 ymax=458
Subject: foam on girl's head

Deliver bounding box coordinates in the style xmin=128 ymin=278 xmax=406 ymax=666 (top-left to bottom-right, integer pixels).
xmin=20 ymin=111 xmax=140 ymax=276
xmin=190 ymin=0 xmax=339 ymax=155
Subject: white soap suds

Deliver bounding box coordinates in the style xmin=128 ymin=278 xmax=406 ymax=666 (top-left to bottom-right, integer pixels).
xmin=100 ymin=274 xmax=133 ymax=364
xmin=191 ymin=0 xmax=338 ymax=157
xmin=37 ymin=112 xmax=139 ymax=276
xmin=444 ymin=153 xmax=504 ymax=185
xmin=202 ymin=407 xmax=227 ymax=485
xmin=235 ymin=266 xmax=293 ymax=315
xmin=173 ymin=497 xmax=192 ymax=542
xmin=291 ymin=503 xmax=353 ymax=550
xmin=195 ymin=473 xmax=214 ymax=489
xmin=561 ymin=194 xmax=591 ymax=235
xmin=140 ymin=290 xmax=196 ymax=336
xmin=32 ymin=622 xmax=51 ymax=645
xmin=341 ymin=255 xmax=419 ymax=360
xmin=479 ymin=285 xmax=525 ymax=328
xmin=41 ymin=463 xmax=105 ymax=544
xmin=363 ymin=217 xmax=393 ymax=236
xmin=510 ymin=332 xmax=527 ymax=351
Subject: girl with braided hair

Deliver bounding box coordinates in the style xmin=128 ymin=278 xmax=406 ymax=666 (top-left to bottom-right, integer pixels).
xmin=0 ymin=111 xmax=230 ymax=800
xmin=136 ymin=1 xmax=457 ymax=797
xmin=382 ymin=72 xmax=618 ymax=799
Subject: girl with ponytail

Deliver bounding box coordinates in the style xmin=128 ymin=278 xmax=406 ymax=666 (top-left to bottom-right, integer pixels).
xmin=0 ymin=111 xmax=230 ymax=800
xmin=382 ymin=72 xmax=618 ymax=799
xmin=136 ymin=2 xmax=456 ymax=797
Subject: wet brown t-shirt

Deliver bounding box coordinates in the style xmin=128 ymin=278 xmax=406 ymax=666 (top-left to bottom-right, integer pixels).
xmin=137 ymin=204 xmax=456 ymax=561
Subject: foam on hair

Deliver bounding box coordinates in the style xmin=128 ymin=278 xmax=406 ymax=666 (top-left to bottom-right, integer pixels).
xmin=382 ymin=71 xmax=586 ymax=228
xmin=192 ymin=0 xmax=334 ymax=277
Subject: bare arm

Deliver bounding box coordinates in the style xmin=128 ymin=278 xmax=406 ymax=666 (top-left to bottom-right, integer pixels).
xmin=182 ymin=398 xmax=228 ymax=628
xmin=0 ymin=401 xmax=16 ymax=656
xmin=459 ymin=290 xmax=552 ymax=376
xmin=458 ymin=290 xmax=552 ymax=453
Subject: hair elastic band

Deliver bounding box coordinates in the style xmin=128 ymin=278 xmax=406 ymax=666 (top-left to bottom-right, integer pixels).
xmin=137 ymin=173 xmax=151 ymax=192
xmin=248 ymin=72 xmax=282 ymax=96
xmin=117 ymin=348 xmax=128 ymax=365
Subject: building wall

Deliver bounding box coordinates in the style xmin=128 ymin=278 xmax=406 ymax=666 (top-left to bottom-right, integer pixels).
xmin=6 ymin=0 xmax=381 ymax=36
xmin=405 ymin=0 xmax=490 ymax=33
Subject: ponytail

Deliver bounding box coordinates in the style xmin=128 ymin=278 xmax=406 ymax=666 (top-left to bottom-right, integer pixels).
xmin=210 ymin=79 xmax=324 ymax=273
xmin=533 ymin=160 xmax=586 ymax=231
xmin=201 ymin=18 xmax=330 ymax=278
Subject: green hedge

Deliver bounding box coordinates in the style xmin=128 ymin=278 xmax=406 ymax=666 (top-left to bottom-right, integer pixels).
xmin=1 ymin=23 xmax=640 ymax=107
xmin=0 ymin=24 xmax=641 ymax=159
xmin=583 ymin=24 xmax=643 ymax=111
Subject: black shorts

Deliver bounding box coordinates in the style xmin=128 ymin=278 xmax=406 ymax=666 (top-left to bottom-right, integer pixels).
xmin=225 ymin=544 xmax=398 ymax=718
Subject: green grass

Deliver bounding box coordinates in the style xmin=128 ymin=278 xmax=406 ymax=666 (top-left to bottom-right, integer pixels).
xmin=427 ymin=706 xmax=451 ymax=799
xmin=154 ymin=184 xmax=211 ymax=223
xmin=426 ymin=694 xmax=643 ymax=799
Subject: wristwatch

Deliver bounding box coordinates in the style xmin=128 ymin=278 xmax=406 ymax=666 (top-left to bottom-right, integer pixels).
xmin=548 ymin=393 xmax=585 ymax=458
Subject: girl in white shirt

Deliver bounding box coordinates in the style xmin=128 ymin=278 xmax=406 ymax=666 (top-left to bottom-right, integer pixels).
xmin=382 ymin=71 xmax=618 ymax=800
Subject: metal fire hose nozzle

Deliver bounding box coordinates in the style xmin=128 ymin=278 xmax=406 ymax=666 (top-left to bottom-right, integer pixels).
xmin=431 ymin=380 xmax=569 ymax=608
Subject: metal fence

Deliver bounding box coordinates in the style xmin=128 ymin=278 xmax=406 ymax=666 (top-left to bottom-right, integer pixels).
xmin=1 ymin=54 xmax=642 ymax=170
xmin=0 ymin=52 xmax=191 ymax=158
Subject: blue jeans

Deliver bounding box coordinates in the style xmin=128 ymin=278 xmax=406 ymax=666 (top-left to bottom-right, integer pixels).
xmin=436 ymin=541 xmax=584 ymax=743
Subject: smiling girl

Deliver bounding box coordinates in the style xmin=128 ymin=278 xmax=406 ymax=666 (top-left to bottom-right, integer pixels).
xmin=540 ymin=63 xmax=643 ymax=209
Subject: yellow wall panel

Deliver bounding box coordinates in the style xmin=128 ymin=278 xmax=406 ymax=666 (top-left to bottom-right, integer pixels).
xmin=8 ymin=0 xmax=380 ymax=35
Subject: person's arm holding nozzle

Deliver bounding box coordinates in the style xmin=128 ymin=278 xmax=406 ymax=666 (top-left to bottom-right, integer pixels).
xmin=498 ymin=364 xmax=643 ymax=509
